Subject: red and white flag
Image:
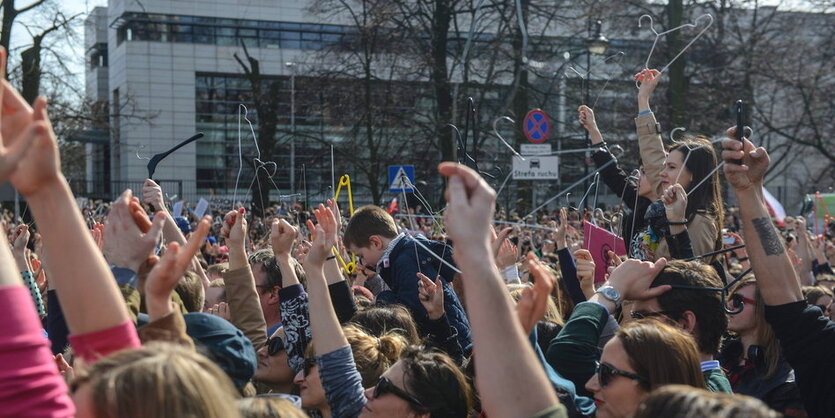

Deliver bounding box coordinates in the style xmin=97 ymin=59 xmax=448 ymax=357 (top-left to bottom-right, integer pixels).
xmin=762 ymin=186 xmax=785 ymax=223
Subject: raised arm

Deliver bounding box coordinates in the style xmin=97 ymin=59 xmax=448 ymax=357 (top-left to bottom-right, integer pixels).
xmin=438 ymin=162 xmax=559 ymax=417
xmin=271 ymin=217 xmax=312 ymax=371
xmin=721 ymin=129 xmax=802 ymax=305
xmin=634 ymin=69 xmax=667 ymax=197
xmin=221 ymin=208 xmax=268 ymax=349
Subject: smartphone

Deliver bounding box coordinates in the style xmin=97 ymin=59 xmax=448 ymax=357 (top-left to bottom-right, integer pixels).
xmin=733 ymin=100 xmax=744 ymax=165
xmin=723 ymin=234 xmax=735 ymax=245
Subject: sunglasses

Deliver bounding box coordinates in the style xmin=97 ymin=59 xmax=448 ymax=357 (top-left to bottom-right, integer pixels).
xmin=266 ymin=336 xmax=285 ymax=356
xmin=302 ymin=358 xmax=316 ymax=376
xmin=372 ymin=376 xmax=427 ymax=411
xmin=729 ymin=293 xmax=756 ymax=310
xmin=596 ymin=362 xmax=648 ymax=388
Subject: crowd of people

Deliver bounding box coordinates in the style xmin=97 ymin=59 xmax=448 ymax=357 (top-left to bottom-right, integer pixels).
xmin=2 ymin=43 xmax=835 ymax=418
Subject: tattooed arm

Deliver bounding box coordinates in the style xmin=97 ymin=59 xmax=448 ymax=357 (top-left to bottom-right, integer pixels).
xmin=721 ymin=130 xmax=802 ymax=305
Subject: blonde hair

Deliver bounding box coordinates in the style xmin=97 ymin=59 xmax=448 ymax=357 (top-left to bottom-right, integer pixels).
xmin=71 ymin=342 xmax=241 ymax=418
xmin=343 ymin=326 xmax=408 ymax=387
xmin=304 ymin=327 xmax=408 ymax=388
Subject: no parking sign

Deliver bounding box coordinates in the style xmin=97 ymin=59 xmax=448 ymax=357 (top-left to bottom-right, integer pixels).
xmin=523 ymin=109 xmax=551 ymax=143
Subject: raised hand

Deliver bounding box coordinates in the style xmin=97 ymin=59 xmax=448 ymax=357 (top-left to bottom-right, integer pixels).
xmin=304 ymin=204 xmax=337 ymax=267
xmin=144 ymin=215 xmax=211 ymax=321
xmin=578 ymin=105 xmax=604 ymax=145
xmin=221 ymin=208 xmax=247 ymax=248
xmin=496 ymin=238 xmax=518 ymax=270
xmin=438 ymin=162 xmax=496 ymax=261
xmin=207 ymin=302 xmax=231 ymax=321
xmin=270 ymin=218 xmax=297 ymax=256
xmin=554 ymin=207 xmax=568 ymax=250
xmin=90 ymin=222 xmax=105 ymax=251
xmin=574 ymin=249 xmax=596 ymax=298
xmin=605 ymin=258 xmax=670 ymax=301
xmin=662 ymin=184 xmax=688 ymax=223
xmin=104 ymin=190 xmax=166 ymax=272
xmin=417 ymin=273 xmax=445 ymax=320
xmin=142 ymin=179 xmax=166 ymax=211
xmin=6 ymin=97 xmax=61 ymax=198
xmin=490 ymin=226 xmax=512 ymax=259
xmin=635 ymin=68 xmax=661 ymax=103
xmin=517 ymin=253 xmax=555 ymax=334
xmin=722 ymin=128 xmax=770 ymax=192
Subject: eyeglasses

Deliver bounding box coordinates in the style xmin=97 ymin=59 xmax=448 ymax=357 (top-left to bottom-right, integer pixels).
xmin=630 ymin=310 xmax=675 ymax=321
xmin=372 ymin=376 xmax=428 ymax=411
xmin=729 ymin=293 xmax=756 ymax=310
xmin=302 ymin=358 xmax=316 ymax=376
xmin=266 ymin=336 xmax=285 ymax=356
xmin=595 ymin=362 xmax=649 ymax=388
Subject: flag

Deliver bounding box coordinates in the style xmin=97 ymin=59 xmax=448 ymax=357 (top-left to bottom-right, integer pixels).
xmin=762 ymin=186 xmax=785 ymax=224
xmin=386 ymin=197 xmax=399 ymax=215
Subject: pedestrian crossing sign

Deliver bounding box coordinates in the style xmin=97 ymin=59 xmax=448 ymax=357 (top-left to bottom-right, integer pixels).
xmin=388 ymin=165 xmax=415 ymax=193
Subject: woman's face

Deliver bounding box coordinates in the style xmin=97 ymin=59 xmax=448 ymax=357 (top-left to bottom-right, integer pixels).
xmin=660 ymin=149 xmax=692 ymax=190
xmin=585 ymin=337 xmax=648 ymax=418
xmin=728 ymin=285 xmax=758 ymax=335
xmin=294 ymin=364 xmax=327 ymax=410
xmin=636 ymin=167 xmax=654 ymax=199
xmin=360 ymin=360 xmax=426 ymax=418
xmin=253 ymin=328 xmax=295 ymax=388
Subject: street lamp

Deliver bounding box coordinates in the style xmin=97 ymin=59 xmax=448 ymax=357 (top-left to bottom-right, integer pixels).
xmin=581 ymin=19 xmax=608 ymax=210
xmin=286 ymin=61 xmax=296 ymax=205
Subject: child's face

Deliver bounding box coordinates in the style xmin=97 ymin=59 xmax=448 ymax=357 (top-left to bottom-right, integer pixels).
xmin=349 ymin=236 xmax=386 ymax=268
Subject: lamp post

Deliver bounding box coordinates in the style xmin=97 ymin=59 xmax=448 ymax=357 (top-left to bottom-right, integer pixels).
xmin=580 ymin=20 xmax=608 ymax=210
xmin=286 ymin=62 xmax=296 ymax=205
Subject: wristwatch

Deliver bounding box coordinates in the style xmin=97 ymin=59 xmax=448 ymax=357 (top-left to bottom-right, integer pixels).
xmin=595 ymin=286 xmax=623 ymax=309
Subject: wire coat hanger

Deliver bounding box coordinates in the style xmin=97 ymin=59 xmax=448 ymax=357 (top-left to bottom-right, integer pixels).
xmin=637 ymin=13 xmax=714 ymax=87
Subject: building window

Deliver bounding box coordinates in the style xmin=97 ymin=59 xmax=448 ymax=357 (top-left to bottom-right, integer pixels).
xmin=112 ymin=12 xmax=355 ymax=51
xmin=89 ymin=43 xmax=108 ymax=69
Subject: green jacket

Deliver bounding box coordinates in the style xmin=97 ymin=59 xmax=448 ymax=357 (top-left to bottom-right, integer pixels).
xmin=546 ymin=302 xmax=610 ymax=398
xmin=704 ymin=368 xmax=733 ymax=393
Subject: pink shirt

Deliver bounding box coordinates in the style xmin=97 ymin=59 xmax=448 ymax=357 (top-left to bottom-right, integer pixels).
xmin=0 ymin=286 xmax=141 ymax=417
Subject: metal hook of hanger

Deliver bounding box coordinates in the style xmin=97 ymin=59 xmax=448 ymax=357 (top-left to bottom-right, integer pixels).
xmin=636 ymin=13 xmax=713 ymax=88
xmin=136 ymin=145 xmax=151 ymax=161
xmin=670 ymin=127 xmax=688 ymax=143
xmin=492 ymin=116 xmax=525 ymax=161
xmin=608 ymin=144 xmax=625 ymax=158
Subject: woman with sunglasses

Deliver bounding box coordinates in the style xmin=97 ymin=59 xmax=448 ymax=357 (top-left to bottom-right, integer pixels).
xmin=293 ymin=326 xmax=407 ymax=417
xmin=585 ymin=320 xmax=705 ymax=418
xmin=719 ymin=278 xmax=806 ymax=416
xmin=253 ymin=327 xmax=297 ymax=394
xmin=301 ymin=205 xmax=474 ymax=417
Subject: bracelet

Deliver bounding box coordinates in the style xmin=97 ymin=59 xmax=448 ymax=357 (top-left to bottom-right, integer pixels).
xmin=667 ymin=220 xmax=689 ymax=226
xmin=326 ymin=255 xmax=337 ymax=261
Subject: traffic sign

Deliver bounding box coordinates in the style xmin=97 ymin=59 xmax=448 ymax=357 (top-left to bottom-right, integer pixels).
xmin=388 ymin=165 xmax=416 ymax=193
xmin=512 ymin=156 xmax=559 ymax=180
xmin=523 ymin=109 xmax=551 ymax=143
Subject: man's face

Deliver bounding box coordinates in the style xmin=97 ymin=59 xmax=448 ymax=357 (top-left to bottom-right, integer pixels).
xmin=251 ymin=262 xmax=278 ymax=312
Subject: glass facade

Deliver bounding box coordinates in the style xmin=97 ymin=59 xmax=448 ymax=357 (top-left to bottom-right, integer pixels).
xmin=115 ymin=12 xmax=354 ymax=51
xmin=195 ymin=74 xmax=334 ymax=197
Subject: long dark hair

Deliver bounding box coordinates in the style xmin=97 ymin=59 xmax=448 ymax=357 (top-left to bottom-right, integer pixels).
xmin=669 ymin=136 xmax=724 ymax=251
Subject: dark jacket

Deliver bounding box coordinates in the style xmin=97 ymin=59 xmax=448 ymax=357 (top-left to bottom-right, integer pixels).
xmin=376 ymin=235 xmax=472 ymax=351
xmin=719 ymin=338 xmax=807 ymax=416
xmin=592 ymin=149 xmax=652 ymax=254
xmin=765 ymin=301 xmax=835 ymax=418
